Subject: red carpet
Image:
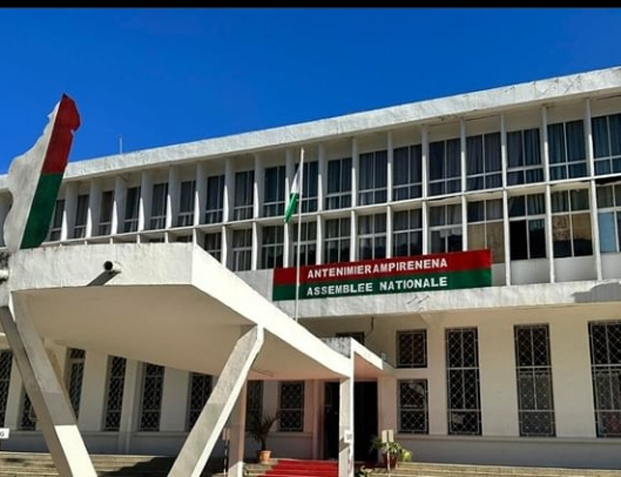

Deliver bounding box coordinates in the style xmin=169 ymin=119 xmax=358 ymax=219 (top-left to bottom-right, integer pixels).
xmin=260 ymin=459 xmax=338 ymax=477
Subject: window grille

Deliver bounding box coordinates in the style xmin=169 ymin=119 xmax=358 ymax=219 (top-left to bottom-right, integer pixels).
xmin=187 ymin=373 xmax=212 ymax=430
xmin=514 ymin=325 xmax=555 ymax=437
xmin=0 ymin=351 xmax=12 ymax=426
xmin=139 ymin=363 xmax=164 ymax=431
xmin=589 ymin=321 xmax=621 ymax=437
xmin=446 ymin=328 xmax=481 ymax=435
xmin=67 ymin=348 xmax=85 ymax=418
xmin=397 ymin=330 xmax=427 ymax=368
xmin=279 ymin=381 xmax=304 ymax=432
xmin=20 ymin=388 xmax=36 ymax=430
xmin=104 ymin=356 xmax=126 ymax=431
xmin=398 ymin=379 xmax=428 ymax=434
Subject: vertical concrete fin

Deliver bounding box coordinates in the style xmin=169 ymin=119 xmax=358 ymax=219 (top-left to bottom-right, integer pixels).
xmin=168 ymin=325 xmax=264 ymax=477
xmin=0 ymin=299 xmax=96 ymax=477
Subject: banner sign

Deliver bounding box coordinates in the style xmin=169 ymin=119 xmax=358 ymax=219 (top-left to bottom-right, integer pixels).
xmin=272 ymin=249 xmax=491 ymax=301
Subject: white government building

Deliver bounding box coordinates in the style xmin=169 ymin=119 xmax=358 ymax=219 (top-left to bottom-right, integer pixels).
xmin=1 ymin=65 xmax=621 ymax=470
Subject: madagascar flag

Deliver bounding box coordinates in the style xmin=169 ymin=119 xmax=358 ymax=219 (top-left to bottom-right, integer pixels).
xmin=4 ymin=94 xmax=80 ymax=253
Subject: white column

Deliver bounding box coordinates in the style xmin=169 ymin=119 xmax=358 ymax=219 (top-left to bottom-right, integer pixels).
xmin=461 ymin=195 xmax=467 ymax=251
xmin=376 ymin=377 xmax=397 ymax=440
xmin=196 ymin=163 xmax=207 ymax=227
xmin=501 ymin=114 xmax=511 ymax=285
xmin=228 ymin=382 xmax=247 ymax=477
xmin=284 ymin=150 xmax=295 ymax=267
xmin=541 ymin=107 xmax=554 ymax=283
xmin=421 ymin=200 xmax=429 ymax=254
xmin=254 ymin=154 xmax=264 ymax=220
xmin=118 ymin=359 xmax=141 ymax=454
xmin=77 ymin=351 xmax=108 ymax=431
xmin=139 ymin=171 xmax=153 ymax=232
xmin=160 ymin=368 xmax=190 ymax=431
xmin=87 ymin=180 xmax=102 ymax=239
xmin=113 ymin=176 xmax=127 ymax=235
xmin=316 ymin=215 xmax=323 ymax=265
xmin=585 ymin=99 xmax=602 ymax=280
xmin=167 ymin=167 xmax=179 ymax=230
xmin=251 ymin=222 xmax=259 ymax=271
xmin=0 ymin=194 xmax=10 ymax=247
xmin=349 ymin=210 xmax=357 ymax=262
xmin=427 ymin=323 xmax=447 ymax=435
xmin=168 ymin=326 xmax=264 ymax=477
xmin=318 ymin=144 xmax=326 ymax=213
xmin=0 ymin=301 xmax=97 ymax=476
xmin=338 ymin=369 xmax=354 ymax=477
xmin=62 ymin=183 xmax=77 ymax=241
xmin=311 ymin=380 xmax=320 ymax=460
xmin=422 ymin=126 xmax=429 ymax=200
xmin=351 ymin=138 xmax=358 ymax=208
xmin=386 ymin=132 xmax=393 ymax=203
xmin=460 ymin=119 xmax=467 ymax=194
xmin=4 ymin=358 xmax=22 ymax=429
xmin=385 ymin=205 xmax=393 ymax=259
xmin=221 ymin=225 xmax=229 ymax=267
xmin=224 ymin=159 xmax=234 ymax=223
xmin=549 ymin=319 xmax=596 ymax=437
xmin=478 ymin=320 xmax=519 ymax=436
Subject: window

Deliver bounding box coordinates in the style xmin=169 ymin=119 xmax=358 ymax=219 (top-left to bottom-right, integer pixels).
xmin=429 ymin=138 xmax=461 ymax=196
xmin=66 ymin=348 xmax=85 ymax=418
xmin=98 ymin=190 xmax=114 ymax=236
xmin=149 ymin=183 xmax=168 ymax=230
xmin=139 ymin=363 xmax=164 ymax=431
xmin=292 ymin=221 xmax=317 ymax=267
xmin=446 ymin=328 xmax=481 ymax=435
xmin=205 ymin=175 xmax=224 ymax=224
xmin=104 ymin=356 xmax=126 ymax=431
xmin=20 ymin=388 xmax=36 ymax=430
xmin=123 ymin=186 xmax=140 ymax=233
xmin=397 ymin=330 xmax=427 ymax=368
xmin=507 ymin=128 xmax=544 ymax=185
xmin=466 ymin=132 xmax=502 ymax=191
xmin=324 ymin=217 xmax=351 ymax=264
xmin=232 ymin=229 xmax=252 ymax=271
xmin=177 ymin=180 xmax=196 ymax=227
xmin=187 ymin=373 xmax=212 ymax=430
xmin=279 ymin=381 xmax=304 ymax=432
xmin=359 ymin=150 xmax=387 ymax=205
xmin=301 ymin=161 xmax=319 ymax=213
xmin=589 ymin=321 xmax=621 ymax=437
xmin=246 ymin=381 xmax=263 ymax=432
xmin=514 ymin=324 xmax=555 ymax=437
xmin=234 ymin=170 xmax=254 ymax=221
xmin=264 ymin=166 xmax=286 ymax=217
xmin=72 ymin=194 xmax=89 ymax=238
xmin=508 ymin=194 xmax=546 ymax=260
xmin=326 ymin=157 xmax=352 ymax=210
xmin=551 ymin=189 xmax=592 ymax=258
xmin=429 ymin=204 xmax=462 ymax=253
xmin=398 ymin=380 xmax=428 ymax=434
xmin=335 ymin=331 xmax=365 ymax=345
xmin=48 ymin=199 xmax=64 ymax=241
xmin=393 ymin=145 xmax=422 ymax=201
xmin=261 ymin=225 xmax=284 ymax=269
xmin=0 ymin=351 xmax=12 ymax=426
xmin=592 ymin=113 xmax=621 ymax=175
xmin=548 ymin=120 xmax=587 ymax=180
xmin=203 ymin=232 xmax=222 ymax=262
xmin=467 ymin=199 xmax=505 ymax=264
xmin=597 ymin=184 xmax=621 ymax=253
xmin=357 ymin=213 xmax=386 ymax=260
xmin=393 ymin=209 xmax=422 ymax=258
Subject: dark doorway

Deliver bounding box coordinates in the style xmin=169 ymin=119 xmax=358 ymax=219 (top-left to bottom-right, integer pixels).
xmin=323 ymin=381 xmax=378 ymax=463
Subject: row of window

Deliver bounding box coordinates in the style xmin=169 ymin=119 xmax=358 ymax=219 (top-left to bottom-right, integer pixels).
xmin=395 ymin=321 xmax=621 ymax=438
xmin=42 ymin=112 xmax=621 ymax=243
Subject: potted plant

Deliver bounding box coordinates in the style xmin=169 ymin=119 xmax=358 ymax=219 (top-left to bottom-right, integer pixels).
xmin=247 ymin=413 xmax=280 ymax=464
xmin=370 ymin=437 xmax=412 ymax=470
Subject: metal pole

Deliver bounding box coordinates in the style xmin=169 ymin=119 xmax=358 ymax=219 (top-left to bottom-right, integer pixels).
xmin=294 ymin=148 xmax=305 ymax=322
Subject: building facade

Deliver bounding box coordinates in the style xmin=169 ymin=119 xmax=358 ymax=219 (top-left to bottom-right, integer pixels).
xmin=1 ymin=66 xmax=621 ymax=469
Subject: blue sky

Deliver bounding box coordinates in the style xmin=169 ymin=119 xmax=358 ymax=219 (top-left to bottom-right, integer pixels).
xmin=1 ymin=8 xmax=621 ymax=173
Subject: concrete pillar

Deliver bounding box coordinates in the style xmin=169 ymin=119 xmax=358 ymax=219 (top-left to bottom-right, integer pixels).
xmin=377 ymin=376 xmax=397 ymax=439
xmin=78 ymin=350 xmax=108 ymax=431
xmin=196 ymin=163 xmax=207 ymax=226
xmin=87 ymin=180 xmax=102 ymax=239
xmin=112 ymin=176 xmax=127 ymax=235
xmin=160 ymin=368 xmax=190 ymax=431
xmin=0 ymin=299 xmax=96 ymax=476
xmin=168 ymin=326 xmax=264 ymax=477
xmin=228 ymin=382 xmax=247 ymax=477
xmin=338 ymin=371 xmax=354 ymax=477
xmin=118 ymin=359 xmax=141 ymax=454
xmin=4 ymin=358 xmax=22 ymax=429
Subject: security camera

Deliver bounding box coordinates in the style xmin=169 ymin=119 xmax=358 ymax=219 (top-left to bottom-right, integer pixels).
xmin=103 ymin=261 xmax=121 ymax=273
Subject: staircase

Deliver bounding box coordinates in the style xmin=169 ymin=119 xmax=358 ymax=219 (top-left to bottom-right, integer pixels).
xmin=244 ymin=458 xmax=621 ymax=477
xmin=0 ymin=451 xmax=226 ymax=476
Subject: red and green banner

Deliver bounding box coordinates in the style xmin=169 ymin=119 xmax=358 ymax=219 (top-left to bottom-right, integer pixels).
xmin=272 ymin=249 xmax=492 ymax=301
xmin=4 ymin=94 xmax=80 ymax=252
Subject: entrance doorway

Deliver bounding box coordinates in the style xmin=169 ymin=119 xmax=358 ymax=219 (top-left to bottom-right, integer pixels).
xmin=323 ymin=381 xmax=378 ymax=463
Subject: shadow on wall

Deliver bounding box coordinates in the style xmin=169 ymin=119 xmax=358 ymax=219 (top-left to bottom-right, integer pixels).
xmin=573 ymin=282 xmax=621 ymax=303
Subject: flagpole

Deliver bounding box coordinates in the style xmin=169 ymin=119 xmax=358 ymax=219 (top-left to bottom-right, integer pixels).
xmin=294 ymin=148 xmax=305 ymax=322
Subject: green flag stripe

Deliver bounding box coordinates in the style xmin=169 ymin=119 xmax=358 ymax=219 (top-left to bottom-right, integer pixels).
xmin=20 ymin=173 xmax=64 ymax=249
xmin=284 ymin=193 xmax=298 ymax=223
